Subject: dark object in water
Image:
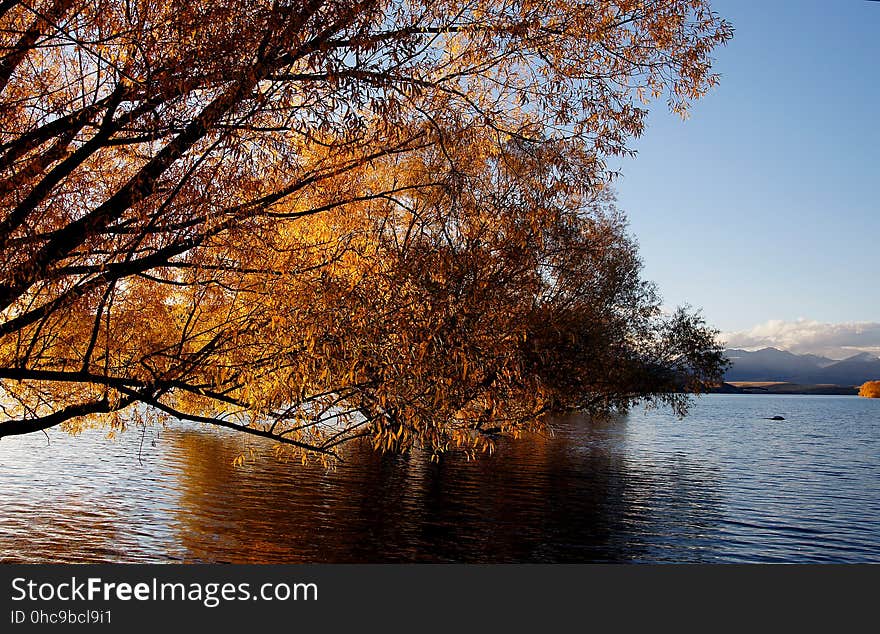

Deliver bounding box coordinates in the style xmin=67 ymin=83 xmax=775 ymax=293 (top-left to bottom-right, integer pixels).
xmin=763 ymin=415 xmax=785 ymax=421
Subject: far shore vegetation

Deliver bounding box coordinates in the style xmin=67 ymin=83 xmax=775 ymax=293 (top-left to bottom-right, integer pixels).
xmin=859 ymin=382 xmax=880 ymax=399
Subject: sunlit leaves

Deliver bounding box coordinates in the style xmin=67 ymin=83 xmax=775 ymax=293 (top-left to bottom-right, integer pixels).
xmin=0 ymin=0 xmax=731 ymax=458
xmin=859 ymin=381 xmax=880 ymax=399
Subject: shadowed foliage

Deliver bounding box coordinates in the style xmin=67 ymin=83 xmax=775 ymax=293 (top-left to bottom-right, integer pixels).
xmin=0 ymin=0 xmax=731 ymax=460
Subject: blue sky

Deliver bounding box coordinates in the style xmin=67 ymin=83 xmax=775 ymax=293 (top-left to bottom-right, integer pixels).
xmin=613 ymin=0 xmax=879 ymax=355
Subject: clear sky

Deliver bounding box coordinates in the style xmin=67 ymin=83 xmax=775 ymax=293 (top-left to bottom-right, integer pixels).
xmin=613 ymin=0 xmax=880 ymax=356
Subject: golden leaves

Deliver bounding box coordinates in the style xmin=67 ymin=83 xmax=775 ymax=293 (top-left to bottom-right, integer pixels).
xmin=859 ymin=381 xmax=880 ymax=399
xmin=0 ymin=0 xmax=729 ymax=455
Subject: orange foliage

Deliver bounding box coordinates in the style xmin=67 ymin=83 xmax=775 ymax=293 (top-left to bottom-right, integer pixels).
xmin=0 ymin=1 xmax=732 ymax=459
xmin=859 ymin=381 xmax=880 ymax=399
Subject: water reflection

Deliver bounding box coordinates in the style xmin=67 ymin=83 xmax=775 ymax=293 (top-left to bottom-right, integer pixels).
xmin=1 ymin=395 xmax=878 ymax=563
xmin=0 ymin=426 xmax=179 ymax=563
xmin=166 ymin=412 xmax=724 ymax=563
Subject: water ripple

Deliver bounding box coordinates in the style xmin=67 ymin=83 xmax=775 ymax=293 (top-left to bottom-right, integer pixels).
xmin=0 ymin=394 xmax=878 ymax=562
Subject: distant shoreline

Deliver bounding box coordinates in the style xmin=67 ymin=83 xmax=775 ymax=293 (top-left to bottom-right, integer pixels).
xmin=712 ymin=382 xmax=858 ymax=396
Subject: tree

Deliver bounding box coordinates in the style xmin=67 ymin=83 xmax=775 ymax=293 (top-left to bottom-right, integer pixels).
xmin=0 ymin=0 xmax=731 ymax=459
xmin=859 ymin=382 xmax=880 ymax=399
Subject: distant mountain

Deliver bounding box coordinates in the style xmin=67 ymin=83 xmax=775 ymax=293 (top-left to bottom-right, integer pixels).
xmin=799 ymin=354 xmax=838 ymax=368
xmin=803 ymin=353 xmax=880 ymax=386
xmin=724 ymin=348 xmax=880 ymax=386
xmin=724 ymin=347 xmax=830 ymax=382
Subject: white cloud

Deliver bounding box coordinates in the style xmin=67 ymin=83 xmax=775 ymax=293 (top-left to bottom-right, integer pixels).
xmin=722 ymin=319 xmax=880 ymax=360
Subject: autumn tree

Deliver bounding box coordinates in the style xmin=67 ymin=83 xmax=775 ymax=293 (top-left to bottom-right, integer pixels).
xmin=0 ymin=0 xmax=731 ymax=459
xmin=859 ymin=382 xmax=880 ymax=399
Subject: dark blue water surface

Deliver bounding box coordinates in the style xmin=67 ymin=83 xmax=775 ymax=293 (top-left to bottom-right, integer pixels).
xmin=1 ymin=394 xmax=878 ymax=563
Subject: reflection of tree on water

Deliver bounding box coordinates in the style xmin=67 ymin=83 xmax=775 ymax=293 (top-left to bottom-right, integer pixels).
xmin=1 ymin=491 xmax=125 ymax=563
xmin=167 ymin=413 xmax=725 ymax=563
xmin=0 ymin=426 xmax=179 ymax=563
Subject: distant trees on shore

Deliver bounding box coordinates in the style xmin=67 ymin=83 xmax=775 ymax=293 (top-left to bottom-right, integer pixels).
xmin=859 ymin=381 xmax=880 ymax=398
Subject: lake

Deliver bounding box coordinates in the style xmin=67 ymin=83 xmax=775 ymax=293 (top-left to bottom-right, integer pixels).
xmin=1 ymin=394 xmax=878 ymax=563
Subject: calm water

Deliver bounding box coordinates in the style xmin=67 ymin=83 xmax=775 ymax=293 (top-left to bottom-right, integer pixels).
xmin=1 ymin=395 xmax=878 ymax=563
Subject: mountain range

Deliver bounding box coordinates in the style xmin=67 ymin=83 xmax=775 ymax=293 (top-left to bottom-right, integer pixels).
xmin=724 ymin=348 xmax=880 ymax=386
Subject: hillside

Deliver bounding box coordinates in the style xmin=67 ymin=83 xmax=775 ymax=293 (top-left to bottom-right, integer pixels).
xmin=724 ymin=348 xmax=880 ymax=387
